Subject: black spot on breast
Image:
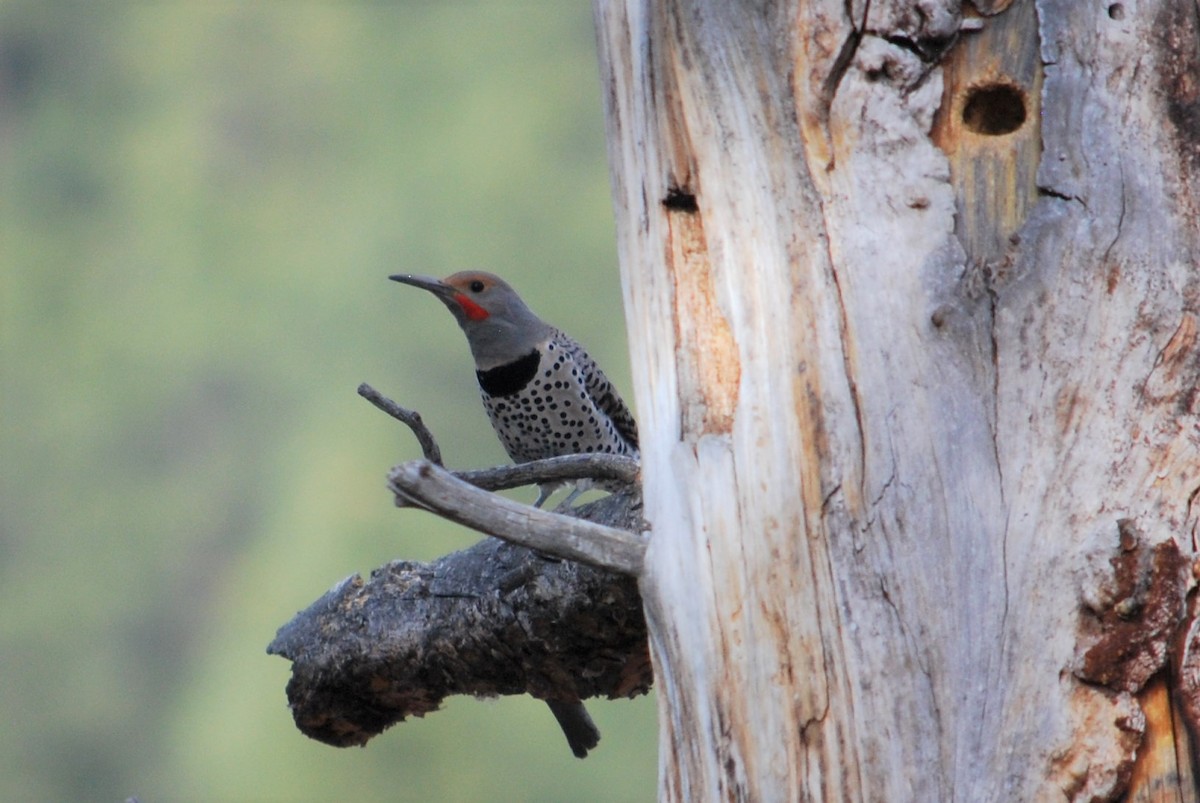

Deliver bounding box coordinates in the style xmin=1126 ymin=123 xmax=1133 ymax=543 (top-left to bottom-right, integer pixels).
xmin=477 ymin=349 xmax=541 ymax=397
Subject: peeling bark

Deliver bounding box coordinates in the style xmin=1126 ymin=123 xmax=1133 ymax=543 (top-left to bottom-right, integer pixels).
xmin=1076 ymin=533 xmax=1191 ymax=693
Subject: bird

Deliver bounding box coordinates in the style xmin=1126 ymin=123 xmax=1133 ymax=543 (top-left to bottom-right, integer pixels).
xmin=390 ymin=270 xmax=639 ymax=758
xmin=389 ymin=270 xmax=639 ymax=508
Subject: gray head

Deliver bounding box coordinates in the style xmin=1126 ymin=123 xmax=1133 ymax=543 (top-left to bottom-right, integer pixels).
xmin=389 ymin=270 xmax=553 ymax=368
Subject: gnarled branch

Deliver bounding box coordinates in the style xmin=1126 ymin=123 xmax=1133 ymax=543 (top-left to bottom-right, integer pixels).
xmin=266 ymin=503 xmax=652 ymax=750
xmin=269 ymin=386 xmax=651 ymax=758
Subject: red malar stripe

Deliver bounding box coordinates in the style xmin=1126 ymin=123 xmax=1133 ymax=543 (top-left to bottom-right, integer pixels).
xmin=454 ymin=294 xmax=490 ymax=321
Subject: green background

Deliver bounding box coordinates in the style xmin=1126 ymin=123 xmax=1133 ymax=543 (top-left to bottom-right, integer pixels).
xmin=1 ymin=2 xmax=656 ymax=800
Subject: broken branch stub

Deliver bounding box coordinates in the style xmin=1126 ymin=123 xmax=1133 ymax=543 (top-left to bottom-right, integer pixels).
xmin=267 ymin=502 xmax=652 ymax=748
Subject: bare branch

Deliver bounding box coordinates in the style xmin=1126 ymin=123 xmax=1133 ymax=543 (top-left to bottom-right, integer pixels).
xmin=357 ymin=382 xmax=443 ymax=466
xmin=454 ymin=453 xmax=640 ymax=492
xmin=388 ymin=453 xmax=641 ymax=509
xmin=268 ymin=386 xmax=650 ymax=755
xmin=389 ymin=460 xmax=647 ymax=576
xmin=358 ymin=384 xmax=639 ymax=506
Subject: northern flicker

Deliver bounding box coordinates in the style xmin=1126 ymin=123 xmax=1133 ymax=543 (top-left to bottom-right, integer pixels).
xmin=389 ymin=269 xmax=639 ymax=758
xmin=389 ymin=270 xmax=639 ymax=506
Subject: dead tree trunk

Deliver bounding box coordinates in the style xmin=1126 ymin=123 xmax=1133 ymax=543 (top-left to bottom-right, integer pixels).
xmin=594 ymin=0 xmax=1200 ymax=799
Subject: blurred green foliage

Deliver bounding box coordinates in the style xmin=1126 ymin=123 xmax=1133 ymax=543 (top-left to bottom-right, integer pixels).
xmin=0 ymin=2 xmax=656 ymax=800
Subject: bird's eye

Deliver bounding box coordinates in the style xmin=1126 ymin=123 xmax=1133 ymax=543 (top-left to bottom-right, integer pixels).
xmin=469 ymin=280 xmax=485 ymax=293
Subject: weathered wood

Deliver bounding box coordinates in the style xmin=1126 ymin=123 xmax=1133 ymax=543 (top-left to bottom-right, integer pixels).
xmin=359 ymin=382 xmax=640 ymax=505
xmin=267 ymin=535 xmax=651 ymax=750
xmin=1127 ymin=676 xmax=1196 ymax=803
xmin=930 ymin=0 xmax=1041 ymax=264
xmin=388 ymin=460 xmax=646 ymax=576
xmin=358 ymin=382 xmax=444 ymax=466
xmin=594 ymin=0 xmax=1199 ymax=798
xmin=452 ymin=453 xmax=640 ymax=493
xmin=271 ymin=386 xmax=649 ymax=756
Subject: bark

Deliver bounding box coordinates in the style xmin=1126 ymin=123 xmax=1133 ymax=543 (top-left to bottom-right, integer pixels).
xmin=268 ymin=389 xmax=650 ymax=757
xmin=267 ymin=488 xmax=651 ymax=753
xmin=594 ymin=0 xmax=1200 ymax=799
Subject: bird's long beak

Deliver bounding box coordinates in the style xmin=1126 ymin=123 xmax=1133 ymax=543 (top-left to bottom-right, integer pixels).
xmin=389 ymin=273 xmax=455 ymax=300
